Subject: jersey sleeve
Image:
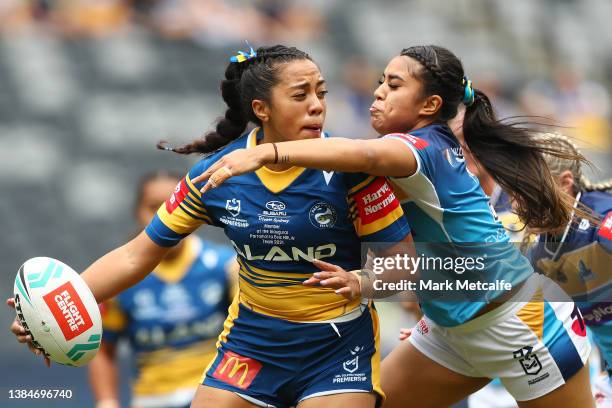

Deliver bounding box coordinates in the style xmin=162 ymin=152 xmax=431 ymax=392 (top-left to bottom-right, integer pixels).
xmin=145 ymin=160 xmax=214 ymax=247
xmin=100 ymin=298 xmax=127 ymax=344
xmin=383 ymin=132 xmax=434 ymax=180
xmin=345 ymin=173 xmax=410 ymax=243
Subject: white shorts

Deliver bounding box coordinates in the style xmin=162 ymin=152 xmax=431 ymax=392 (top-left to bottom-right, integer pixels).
xmin=595 ymin=372 xmax=612 ymax=407
xmin=409 ymin=274 xmax=591 ymax=401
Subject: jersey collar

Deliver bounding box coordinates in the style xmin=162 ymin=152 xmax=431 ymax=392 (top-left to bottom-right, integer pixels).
xmin=247 ymin=127 xmax=309 ymax=194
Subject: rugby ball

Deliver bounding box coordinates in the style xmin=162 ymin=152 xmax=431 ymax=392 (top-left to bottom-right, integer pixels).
xmin=13 ymin=257 xmax=102 ymax=367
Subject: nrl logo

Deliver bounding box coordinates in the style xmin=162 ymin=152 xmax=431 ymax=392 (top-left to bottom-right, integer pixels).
xmin=343 ymin=346 xmax=364 ymax=373
xmin=226 ymin=198 xmax=241 ymax=217
xmin=513 ymin=346 xmax=542 ymax=375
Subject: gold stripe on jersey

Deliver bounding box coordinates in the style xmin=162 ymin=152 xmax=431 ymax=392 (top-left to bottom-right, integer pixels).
xmin=182 ymin=175 xmax=209 ymax=216
xmin=215 ymin=293 xmax=240 ymax=349
xmin=348 ymin=175 xmax=376 ymax=195
xmin=516 ymin=288 xmax=545 ymax=341
xmin=351 ymin=201 xmax=405 ymax=237
xmin=156 ymin=203 xmax=209 ymax=234
xmin=133 ymin=338 xmax=218 ymax=396
xmin=237 ymin=264 xmax=362 ymax=322
xmin=237 ymin=258 xmax=312 ymax=286
xmin=255 ymin=164 xmax=307 ymax=194
xmin=247 ymin=128 xmax=307 ymax=193
xmin=155 ymin=174 xmax=212 ymax=234
xmin=370 ymin=304 xmax=385 ymax=402
xmin=348 ymin=202 xmax=358 ymax=219
xmin=203 ymin=293 xmax=240 ymax=383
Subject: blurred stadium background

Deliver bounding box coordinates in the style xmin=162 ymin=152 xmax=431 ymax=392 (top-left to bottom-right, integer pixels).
xmin=0 ymin=1 xmax=610 ymax=407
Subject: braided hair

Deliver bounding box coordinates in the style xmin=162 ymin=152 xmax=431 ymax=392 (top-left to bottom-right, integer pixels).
xmin=158 ymin=45 xmax=311 ymax=155
xmin=400 ymin=45 xmax=589 ymax=232
xmin=536 ymin=132 xmax=612 ymax=194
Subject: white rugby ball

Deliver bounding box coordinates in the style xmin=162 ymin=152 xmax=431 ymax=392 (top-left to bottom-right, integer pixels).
xmin=13 ymin=257 xmax=102 ymax=367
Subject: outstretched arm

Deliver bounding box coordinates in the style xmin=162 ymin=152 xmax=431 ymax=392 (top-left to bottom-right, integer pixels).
xmin=7 ymin=231 xmax=169 ymax=364
xmin=81 ymin=231 xmax=169 ymax=303
xmin=192 ymin=137 xmax=418 ymax=193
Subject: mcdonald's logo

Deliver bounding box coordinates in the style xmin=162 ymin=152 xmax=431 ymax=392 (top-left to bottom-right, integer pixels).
xmin=212 ymin=351 xmax=262 ymax=389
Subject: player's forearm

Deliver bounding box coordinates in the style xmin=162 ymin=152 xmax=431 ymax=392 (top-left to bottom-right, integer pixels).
xmin=257 ymin=137 xmax=379 ymax=174
xmin=81 ymin=231 xmax=168 ymax=303
xmin=256 ymin=137 xmax=416 ymax=177
xmin=88 ymin=344 xmax=119 ymax=407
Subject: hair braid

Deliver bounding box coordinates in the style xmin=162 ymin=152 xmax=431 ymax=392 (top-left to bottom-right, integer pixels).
xmin=158 ymin=45 xmax=311 ymax=155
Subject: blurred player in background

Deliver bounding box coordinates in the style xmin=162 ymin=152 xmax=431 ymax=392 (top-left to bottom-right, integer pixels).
xmin=527 ymin=133 xmax=612 ymax=407
xmin=89 ymin=172 xmax=237 ymax=408
xmin=196 ymin=44 xmax=595 ymax=407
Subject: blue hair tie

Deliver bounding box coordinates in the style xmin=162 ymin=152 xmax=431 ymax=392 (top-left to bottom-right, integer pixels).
xmin=462 ymin=76 xmax=475 ymax=106
xmin=230 ymin=42 xmax=257 ymax=63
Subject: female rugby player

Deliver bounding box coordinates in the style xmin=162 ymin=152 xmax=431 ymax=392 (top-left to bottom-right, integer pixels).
xmin=194 ymin=45 xmax=595 ymax=407
xmin=528 ymin=133 xmax=611 ymax=406
xmin=9 ymin=45 xmax=411 ymax=408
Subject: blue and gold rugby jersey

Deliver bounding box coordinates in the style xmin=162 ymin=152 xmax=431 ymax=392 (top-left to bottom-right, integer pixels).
xmin=384 ymin=124 xmax=533 ymax=326
xmin=101 ymin=236 xmax=235 ymax=403
xmin=146 ymin=128 xmax=410 ymax=322
xmin=530 ymin=190 xmax=612 ymax=367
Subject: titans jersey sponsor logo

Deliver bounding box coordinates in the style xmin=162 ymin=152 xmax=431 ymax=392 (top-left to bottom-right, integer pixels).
xmin=309 ymin=202 xmax=337 ymax=229
xmin=231 ymin=241 xmax=336 ymax=261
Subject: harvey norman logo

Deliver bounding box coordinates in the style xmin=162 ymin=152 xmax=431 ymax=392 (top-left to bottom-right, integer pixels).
xmin=212 ymin=351 xmax=262 ymax=389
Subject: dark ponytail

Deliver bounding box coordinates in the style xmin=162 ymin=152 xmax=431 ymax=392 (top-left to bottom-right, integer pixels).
xmin=461 ymin=90 xmax=583 ymax=231
xmin=401 ymin=45 xmax=588 ymax=232
xmin=159 ymin=45 xmax=311 ymax=155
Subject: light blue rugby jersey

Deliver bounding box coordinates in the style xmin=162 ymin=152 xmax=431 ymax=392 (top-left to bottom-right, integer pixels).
xmin=384 ymin=124 xmax=533 ymax=327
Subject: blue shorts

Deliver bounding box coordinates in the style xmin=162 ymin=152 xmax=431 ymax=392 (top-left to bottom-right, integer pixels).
xmin=202 ymin=301 xmax=383 ymax=407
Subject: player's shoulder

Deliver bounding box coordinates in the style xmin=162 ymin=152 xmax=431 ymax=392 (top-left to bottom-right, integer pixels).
xmin=187 ymin=132 xmax=250 ymax=179
xmin=383 ymin=124 xmax=453 ymax=150
xmin=581 ymin=190 xmax=612 ymax=217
